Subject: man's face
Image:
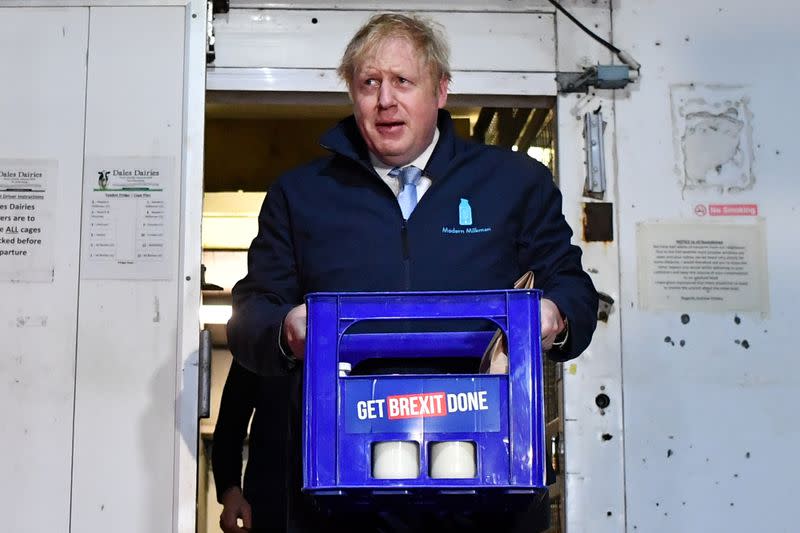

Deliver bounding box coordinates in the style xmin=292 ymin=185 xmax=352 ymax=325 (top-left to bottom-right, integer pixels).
xmin=351 ymin=37 xmax=448 ymax=167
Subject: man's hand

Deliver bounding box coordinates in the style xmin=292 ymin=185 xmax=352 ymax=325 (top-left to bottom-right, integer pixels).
xmin=283 ymin=303 xmax=307 ymax=360
xmin=219 ymin=487 xmax=252 ymax=533
xmin=540 ymin=298 xmax=566 ymax=351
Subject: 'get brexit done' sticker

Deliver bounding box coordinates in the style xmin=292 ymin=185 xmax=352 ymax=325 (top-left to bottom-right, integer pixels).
xmin=343 ymin=377 xmax=503 ymax=434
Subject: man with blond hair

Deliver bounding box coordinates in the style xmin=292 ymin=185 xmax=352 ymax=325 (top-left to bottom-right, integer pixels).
xmin=227 ymin=12 xmax=597 ymax=532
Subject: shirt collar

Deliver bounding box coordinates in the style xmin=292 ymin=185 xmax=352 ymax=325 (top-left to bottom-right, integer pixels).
xmin=369 ymin=128 xmax=440 ymax=181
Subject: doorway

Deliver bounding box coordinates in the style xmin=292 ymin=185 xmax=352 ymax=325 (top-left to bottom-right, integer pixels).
xmin=198 ymin=91 xmax=565 ymax=533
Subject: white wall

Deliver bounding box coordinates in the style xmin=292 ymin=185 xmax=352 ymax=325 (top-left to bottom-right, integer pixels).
xmin=614 ymin=1 xmax=799 ymax=531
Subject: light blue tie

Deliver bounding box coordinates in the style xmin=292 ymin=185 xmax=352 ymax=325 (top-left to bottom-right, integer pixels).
xmin=389 ymin=165 xmax=423 ymax=219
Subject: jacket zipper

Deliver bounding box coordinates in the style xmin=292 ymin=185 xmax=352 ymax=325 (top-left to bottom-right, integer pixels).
xmin=401 ymin=219 xmax=411 ymax=290
xmin=336 ymin=155 xmax=414 ymax=289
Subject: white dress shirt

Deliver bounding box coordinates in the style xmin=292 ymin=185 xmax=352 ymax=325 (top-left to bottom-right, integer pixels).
xmin=369 ymin=128 xmax=439 ymax=202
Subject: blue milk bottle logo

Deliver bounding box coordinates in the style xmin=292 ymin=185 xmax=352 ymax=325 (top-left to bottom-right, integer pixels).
xmin=459 ymin=199 xmax=473 ymax=226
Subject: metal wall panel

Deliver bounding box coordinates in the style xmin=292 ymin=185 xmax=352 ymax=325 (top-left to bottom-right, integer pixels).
xmin=212 ymin=9 xmax=556 ymax=73
xmin=229 ymin=0 xmax=559 ymax=10
xmin=553 ymin=5 xmax=628 ymax=532
xmin=614 ymin=1 xmax=798 ymax=531
xmin=0 ymin=8 xmax=88 ymax=532
xmin=71 ymin=6 xmax=186 ymax=533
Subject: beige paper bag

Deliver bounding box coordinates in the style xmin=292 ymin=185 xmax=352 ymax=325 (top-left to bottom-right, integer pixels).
xmin=478 ymin=271 xmax=534 ymax=374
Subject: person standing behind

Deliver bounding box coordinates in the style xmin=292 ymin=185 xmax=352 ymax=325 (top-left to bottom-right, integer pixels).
xmin=228 ymin=12 xmax=598 ymax=532
xmin=212 ymin=361 xmax=291 ymax=532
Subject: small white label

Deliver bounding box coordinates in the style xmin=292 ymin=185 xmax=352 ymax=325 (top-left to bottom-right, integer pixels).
xmin=81 ymin=156 xmax=175 ymax=280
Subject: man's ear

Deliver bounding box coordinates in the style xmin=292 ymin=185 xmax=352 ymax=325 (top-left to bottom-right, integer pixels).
xmin=437 ymin=77 xmax=449 ymax=108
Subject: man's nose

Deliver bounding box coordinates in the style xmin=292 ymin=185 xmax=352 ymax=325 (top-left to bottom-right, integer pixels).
xmin=378 ymin=82 xmax=396 ymax=108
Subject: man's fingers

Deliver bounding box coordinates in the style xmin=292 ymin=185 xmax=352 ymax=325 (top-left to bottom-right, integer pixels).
xmin=219 ymin=512 xmax=244 ymax=533
xmin=540 ymin=298 xmax=564 ymax=349
xmin=241 ymin=502 xmax=253 ymax=529
xmin=284 ymin=304 xmax=308 ymax=359
xmin=219 ymin=501 xmax=252 ymax=533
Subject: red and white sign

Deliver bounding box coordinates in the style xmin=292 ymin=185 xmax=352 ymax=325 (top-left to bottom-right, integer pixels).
xmin=708 ymin=204 xmax=758 ymax=216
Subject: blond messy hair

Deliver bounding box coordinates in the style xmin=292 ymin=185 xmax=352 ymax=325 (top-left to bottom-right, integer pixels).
xmin=338 ymin=13 xmax=452 ymax=95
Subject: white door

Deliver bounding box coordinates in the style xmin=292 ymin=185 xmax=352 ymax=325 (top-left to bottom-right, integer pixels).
xmin=0 ymin=2 xmax=206 ymax=532
xmin=0 ymin=8 xmax=89 ymax=530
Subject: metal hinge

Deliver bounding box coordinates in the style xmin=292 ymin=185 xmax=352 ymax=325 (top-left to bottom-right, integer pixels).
xmin=198 ymin=329 xmax=212 ymax=419
xmin=583 ymin=110 xmax=607 ymax=198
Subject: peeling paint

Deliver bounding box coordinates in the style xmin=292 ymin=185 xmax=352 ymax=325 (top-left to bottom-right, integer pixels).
xmin=683 ymin=110 xmax=744 ymax=184
xmin=671 ymin=84 xmax=755 ymax=193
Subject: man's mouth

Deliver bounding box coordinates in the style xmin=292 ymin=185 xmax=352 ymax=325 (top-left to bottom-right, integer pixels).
xmin=376 ymin=121 xmax=405 ymax=133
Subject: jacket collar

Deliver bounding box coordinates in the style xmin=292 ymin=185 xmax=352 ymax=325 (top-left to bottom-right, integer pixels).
xmin=319 ymin=109 xmax=458 ymax=181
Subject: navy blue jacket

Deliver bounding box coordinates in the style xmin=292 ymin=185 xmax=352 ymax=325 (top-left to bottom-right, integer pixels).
xmin=228 ymin=110 xmax=597 ymax=376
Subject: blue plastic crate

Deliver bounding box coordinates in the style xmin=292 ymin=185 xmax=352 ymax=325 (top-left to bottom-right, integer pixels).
xmin=302 ymin=289 xmax=546 ymax=510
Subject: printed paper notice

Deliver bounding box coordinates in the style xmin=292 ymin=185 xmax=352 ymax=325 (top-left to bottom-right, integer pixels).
xmin=0 ymin=159 xmax=57 ymax=282
xmin=637 ymin=222 xmax=768 ymax=312
xmin=81 ymin=157 xmax=174 ymax=280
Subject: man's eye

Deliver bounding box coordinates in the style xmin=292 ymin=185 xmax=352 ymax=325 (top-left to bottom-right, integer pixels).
xmin=397 ymin=77 xmax=410 ymax=84
xmin=364 ymin=79 xmax=379 ymax=87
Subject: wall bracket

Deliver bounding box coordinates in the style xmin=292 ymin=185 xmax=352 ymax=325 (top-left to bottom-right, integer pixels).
xmin=557 ymin=65 xmax=638 ymax=93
